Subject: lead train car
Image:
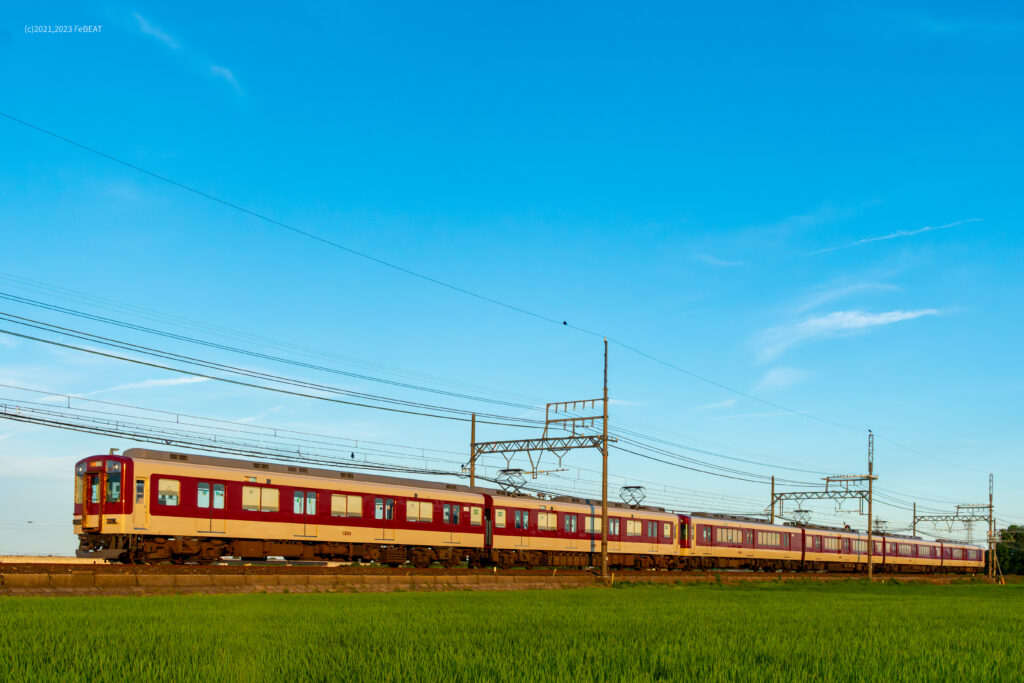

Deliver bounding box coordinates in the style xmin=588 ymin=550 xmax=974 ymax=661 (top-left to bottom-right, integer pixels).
xmin=73 ymin=448 xmax=677 ymax=568
xmin=73 ymin=449 xmax=984 ymax=573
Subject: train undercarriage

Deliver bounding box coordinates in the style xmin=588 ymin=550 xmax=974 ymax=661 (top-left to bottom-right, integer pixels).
xmin=77 ymin=533 xmax=979 ymax=574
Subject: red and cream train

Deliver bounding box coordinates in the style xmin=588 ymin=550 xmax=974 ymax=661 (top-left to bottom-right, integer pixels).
xmin=74 ymin=448 xmax=984 ymax=572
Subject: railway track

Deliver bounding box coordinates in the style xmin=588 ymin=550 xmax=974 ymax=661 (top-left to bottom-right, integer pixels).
xmin=0 ymin=561 xmax=996 ymax=597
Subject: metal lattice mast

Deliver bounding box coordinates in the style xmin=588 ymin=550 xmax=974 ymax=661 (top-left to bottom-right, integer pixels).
xmin=467 ymin=342 xmax=614 ymax=578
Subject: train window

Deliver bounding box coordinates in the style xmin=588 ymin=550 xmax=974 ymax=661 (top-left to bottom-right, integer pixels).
xmin=213 ymin=484 xmax=225 ymax=510
xmin=443 ymin=504 xmax=460 ymax=525
xmin=495 ymin=509 xmax=506 ymax=528
xmin=610 ymin=518 xmax=620 ymax=536
xmin=332 ymin=494 xmax=362 ymax=517
xmin=294 ymin=491 xmax=305 ymax=514
xmin=105 ymin=473 xmax=122 ymax=503
xmin=306 ymin=492 xmax=316 ymax=516
xmin=585 ymin=516 xmax=602 ymax=534
xmin=470 ymin=506 xmax=482 ymax=526
xmin=198 ymin=482 xmax=210 ymax=509
xmin=514 ymin=510 xmax=528 ymax=529
xmin=406 ymin=501 xmax=432 ymax=523
xmin=385 ymin=499 xmax=394 ymax=521
xmin=702 ymin=526 xmax=712 ymax=543
xmin=745 ymin=531 xmax=753 ymax=545
xmin=626 ymin=520 xmax=641 ymax=537
xmin=157 ymin=479 xmax=179 ymax=506
xmin=646 ymin=522 xmax=656 ymax=537
xmin=663 ymin=523 xmax=672 ymax=539
xmin=260 ymin=488 xmax=279 ymax=513
xmin=565 ymin=514 xmax=578 ymax=533
xmin=75 ymin=476 xmax=84 ymax=505
xmin=537 ymin=512 xmax=555 ymax=531
xmin=375 ymin=498 xmax=384 ymax=520
xmin=824 ymin=538 xmax=839 ymax=551
xmin=243 ymin=486 xmax=260 ymax=511
xmin=135 ymin=480 xmax=145 ymax=504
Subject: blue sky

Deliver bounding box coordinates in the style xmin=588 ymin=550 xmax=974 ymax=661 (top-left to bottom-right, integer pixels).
xmin=1 ymin=2 xmax=1022 ymax=553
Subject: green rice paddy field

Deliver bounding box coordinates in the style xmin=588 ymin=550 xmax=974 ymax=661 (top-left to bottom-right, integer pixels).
xmin=2 ymin=581 xmax=1021 ymax=682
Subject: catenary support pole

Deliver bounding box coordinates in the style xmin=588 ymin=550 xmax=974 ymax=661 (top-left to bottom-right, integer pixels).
xmin=601 ymin=339 xmax=609 ymax=581
xmin=469 ymin=413 xmax=476 ymax=488
xmin=770 ymin=476 xmax=775 ymax=524
xmin=867 ymin=430 xmax=874 ymax=581
xmin=989 ymin=473 xmax=994 ymax=579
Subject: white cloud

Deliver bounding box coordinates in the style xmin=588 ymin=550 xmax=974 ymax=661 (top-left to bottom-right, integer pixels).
xmin=81 ymin=376 xmax=209 ymax=397
xmin=133 ymin=13 xmax=179 ymax=49
xmin=210 ymin=65 xmax=241 ymax=92
xmin=809 ymin=218 xmax=981 ymax=255
xmin=695 ymin=398 xmax=737 ymax=410
xmin=795 ymin=282 xmax=900 ymax=313
xmin=694 ymin=254 xmax=746 ymax=267
xmin=238 ymin=406 xmax=284 ymax=424
xmin=758 ymin=309 xmax=941 ymax=362
xmin=753 ymin=367 xmax=808 ymax=392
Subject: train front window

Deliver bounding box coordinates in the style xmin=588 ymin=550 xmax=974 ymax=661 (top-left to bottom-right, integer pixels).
xmin=105 ymin=473 xmax=121 ymax=503
xmin=75 ymin=476 xmax=84 ymax=505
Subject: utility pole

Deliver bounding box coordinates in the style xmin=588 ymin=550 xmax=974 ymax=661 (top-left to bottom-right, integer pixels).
xmin=989 ymin=473 xmax=994 ymax=579
xmin=867 ymin=430 xmax=874 ymax=581
xmin=770 ymin=476 xmax=775 ymax=524
xmin=469 ymin=413 xmax=476 ymax=488
xmin=467 ymin=342 xmax=614 ymax=578
xmin=601 ymin=339 xmax=609 ymax=581
xmin=912 ymin=502 xmax=916 ymax=537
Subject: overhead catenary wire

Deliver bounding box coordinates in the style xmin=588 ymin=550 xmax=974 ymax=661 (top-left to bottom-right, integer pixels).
xmin=0 ymin=315 xmax=542 ymax=428
xmin=0 ymin=111 xmax=978 ymax=475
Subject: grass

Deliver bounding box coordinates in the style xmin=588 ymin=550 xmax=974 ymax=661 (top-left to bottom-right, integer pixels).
xmin=1 ymin=582 xmax=1021 ymax=682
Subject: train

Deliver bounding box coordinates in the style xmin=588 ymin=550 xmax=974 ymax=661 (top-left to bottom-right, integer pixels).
xmin=73 ymin=448 xmax=985 ymax=573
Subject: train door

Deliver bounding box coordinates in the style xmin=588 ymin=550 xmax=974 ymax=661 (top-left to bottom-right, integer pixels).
xmin=82 ymin=471 xmax=103 ymax=532
xmin=198 ymin=482 xmax=212 ymax=533
xmin=133 ymin=477 xmax=149 ymax=530
xmin=650 ymin=522 xmax=659 ymax=553
xmin=609 ymin=518 xmax=621 ymax=552
xmin=376 ymin=497 xmax=396 ymax=541
xmin=294 ymin=491 xmax=318 ymax=537
xmin=445 ymin=504 xmax=462 ymax=544
xmin=211 ymin=484 xmax=226 ymax=533
xmin=514 ymin=509 xmax=530 ymax=548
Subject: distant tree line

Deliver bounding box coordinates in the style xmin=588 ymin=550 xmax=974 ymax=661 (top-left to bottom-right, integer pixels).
xmin=992 ymin=525 xmax=1024 ymax=575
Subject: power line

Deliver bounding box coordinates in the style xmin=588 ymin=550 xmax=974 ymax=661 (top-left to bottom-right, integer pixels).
xmin=0 ymin=319 xmax=537 ymax=428
xmin=0 ymin=290 xmax=540 ymax=412
xmin=0 ymin=111 xmax=967 ymax=471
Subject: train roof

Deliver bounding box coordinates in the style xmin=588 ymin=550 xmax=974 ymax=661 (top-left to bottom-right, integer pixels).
xmin=121 ymin=447 xmax=666 ymax=513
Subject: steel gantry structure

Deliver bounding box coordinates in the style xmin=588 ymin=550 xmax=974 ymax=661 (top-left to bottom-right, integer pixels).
xmin=769 ymin=431 xmax=878 ymax=579
xmin=466 ymin=340 xmax=614 ymax=579
xmin=912 ymin=474 xmax=996 ymax=578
